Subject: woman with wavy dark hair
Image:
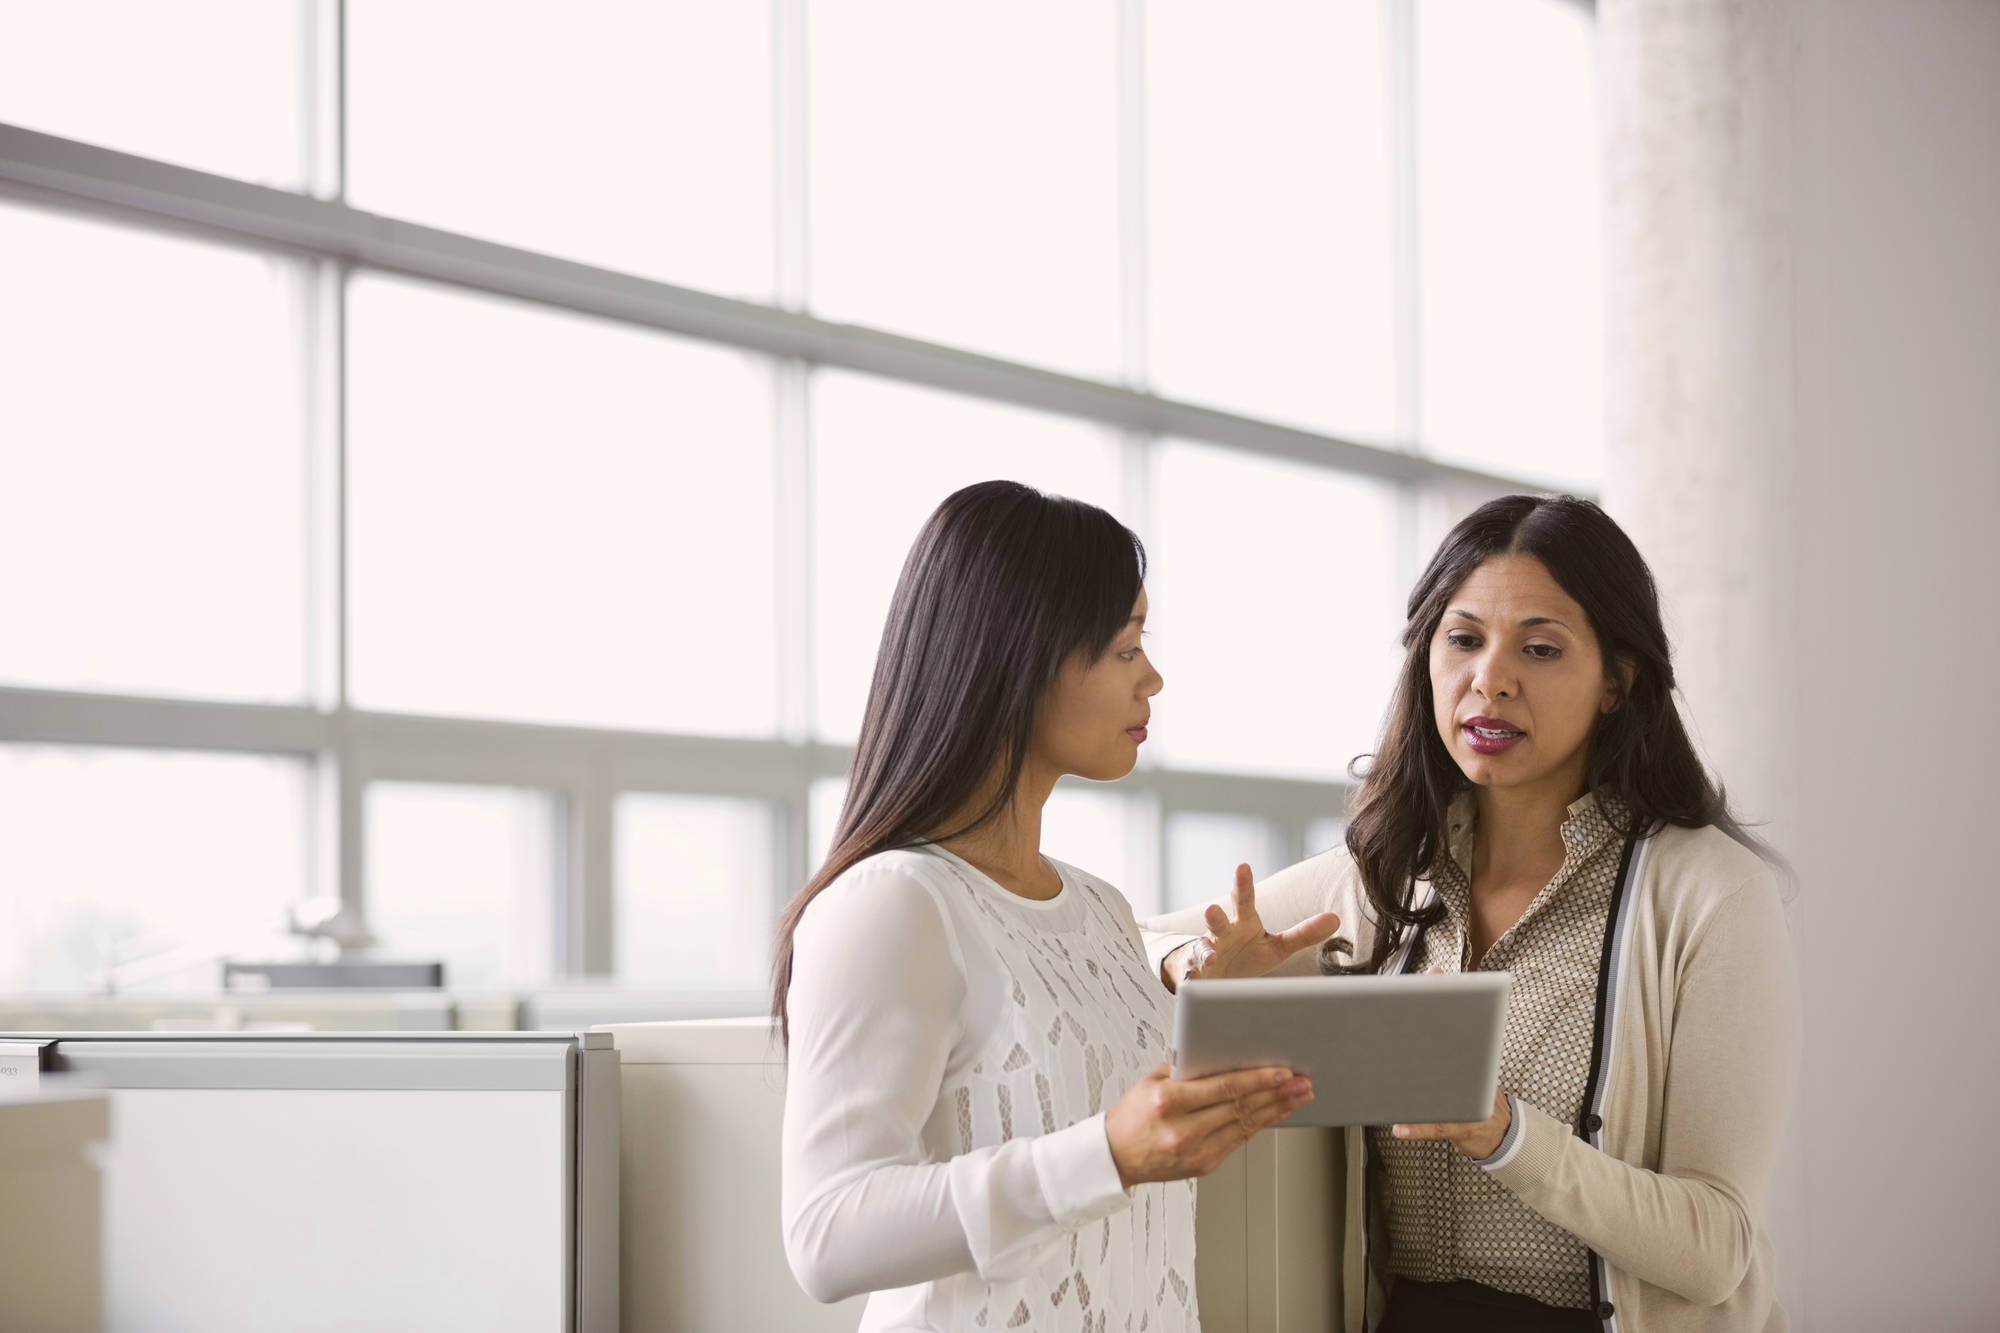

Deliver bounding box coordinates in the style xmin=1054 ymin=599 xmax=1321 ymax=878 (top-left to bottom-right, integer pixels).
xmin=775 ymin=480 xmax=1327 ymax=1333
xmin=1144 ymin=495 xmax=1800 ymax=1333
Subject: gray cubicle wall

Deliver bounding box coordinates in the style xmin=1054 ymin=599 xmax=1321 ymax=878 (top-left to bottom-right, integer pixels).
xmin=15 ymin=1032 xmax=617 ymax=1333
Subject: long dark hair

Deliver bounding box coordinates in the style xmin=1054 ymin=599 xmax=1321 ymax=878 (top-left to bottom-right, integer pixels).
xmin=771 ymin=480 xmax=1147 ymax=1048
xmin=1326 ymin=494 xmax=1778 ymax=974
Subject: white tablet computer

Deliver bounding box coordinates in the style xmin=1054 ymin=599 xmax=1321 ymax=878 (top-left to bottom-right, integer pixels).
xmin=1169 ymin=973 xmax=1511 ymax=1128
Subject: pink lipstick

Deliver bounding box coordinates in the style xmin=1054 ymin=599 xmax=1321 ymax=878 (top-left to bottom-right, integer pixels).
xmin=1462 ymin=716 xmax=1525 ymax=755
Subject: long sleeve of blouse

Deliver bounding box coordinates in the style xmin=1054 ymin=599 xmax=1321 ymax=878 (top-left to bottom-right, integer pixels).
xmin=779 ymin=864 xmax=1132 ymax=1306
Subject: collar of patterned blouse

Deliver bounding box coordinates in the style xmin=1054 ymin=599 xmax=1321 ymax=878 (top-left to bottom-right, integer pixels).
xmin=1431 ymin=789 xmax=1628 ymax=960
xmin=1439 ymin=787 xmax=1627 ymax=881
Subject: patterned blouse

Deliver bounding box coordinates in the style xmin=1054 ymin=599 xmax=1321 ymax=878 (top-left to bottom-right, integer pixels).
xmin=783 ymin=844 xmax=1198 ymax=1333
xmin=1368 ymin=790 xmax=1628 ymax=1310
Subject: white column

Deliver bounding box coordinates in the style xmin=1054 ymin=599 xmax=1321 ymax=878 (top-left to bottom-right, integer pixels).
xmin=1598 ymin=0 xmax=1798 ymax=845
xmin=1596 ymin=0 xmax=1807 ymax=1318
xmin=1599 ymin=1 xmax=2000 ymax=1324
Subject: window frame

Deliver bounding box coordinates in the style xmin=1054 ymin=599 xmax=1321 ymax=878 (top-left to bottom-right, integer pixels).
xmin=0 ymin=0 xmax=1583 ymax=984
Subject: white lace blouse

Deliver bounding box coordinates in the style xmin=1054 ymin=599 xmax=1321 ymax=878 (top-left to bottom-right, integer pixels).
xmin=781 ymin=844 xmax=1200 ymax=1333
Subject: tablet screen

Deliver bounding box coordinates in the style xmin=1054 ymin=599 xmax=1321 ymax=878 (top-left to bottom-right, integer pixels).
xmin=1170 ymin=973 xmax=1510 ymax=1127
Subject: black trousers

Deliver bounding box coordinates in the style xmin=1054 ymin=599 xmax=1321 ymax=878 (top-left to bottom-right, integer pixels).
xmin=1378 ymin=1278 xmax=1602 ymax=1333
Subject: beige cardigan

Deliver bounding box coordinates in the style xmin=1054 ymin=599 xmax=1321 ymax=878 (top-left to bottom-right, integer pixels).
xmin=1142 ymin=807 xmax=1800 ymax=1333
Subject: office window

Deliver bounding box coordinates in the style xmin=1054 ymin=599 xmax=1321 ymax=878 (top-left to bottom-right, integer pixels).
xmin=346 ymin=273 xmax=778 ymax=736
xmin=1044 ymin=785 xmax=1149 ymax=914
xmin=809 ymin=0 xmax=1122 ymax=374
xmin=364 ymin=782 xmax=558 ymax=991
xmin=1417 ymin=0 xmax=1601 ymax=484
xmin=0 ymin=0 xmax=305 ymax=189
xmin=1163 ymin=811 xmax=1289 ymax=914
xmin=0 ymin=2 xmax=1601 ymax=998
xmin=346 ymin=0 xmax=773 ymax=298
xmin=1147 ymin=441 xmax=1403 ymax=778
xmin=1306 ymin=816 xmax=1350 ymax=859
xmin=807 ymin=777 xmax=849 ymax=879
xmin=0 ymin=202 xmax=308 ymax=703
xmin=1147 ymin=0 xmax=1396 ymax=439
xmin=806 ymin=780 xmax=1150 ymax=913
xmin=0 ymin=746 xmax=308 ymax=993
xmin=615 ymin=794 xmax=776 ymax=990
xmin=810 ymin=370 xmax=1125 ymax=742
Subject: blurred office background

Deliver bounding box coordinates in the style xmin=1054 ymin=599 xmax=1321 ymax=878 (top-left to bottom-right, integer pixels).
xmin=0 ymin=1 xmax=1994 ymax=1327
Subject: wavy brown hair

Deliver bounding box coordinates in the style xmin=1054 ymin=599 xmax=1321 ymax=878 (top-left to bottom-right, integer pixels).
xmin=771 ymin=480 xmax=1147 ymax=1048
xmin=1324 ymin=494 xmax=1776 ymax=974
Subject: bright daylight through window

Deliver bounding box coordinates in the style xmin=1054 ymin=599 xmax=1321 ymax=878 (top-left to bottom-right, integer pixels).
xmin=0 ymin=0 xmax=1600 ymax=995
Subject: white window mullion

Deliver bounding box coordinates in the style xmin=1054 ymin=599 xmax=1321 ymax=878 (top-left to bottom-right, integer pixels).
xmin=567 ymin=776 xmax=615 ymax=979
xmin=1117 ymin=0 xmax=1167 ymax=913
xmin=301 ymin=256 xmax=345 ymax=909
xmin=1385 ymin=0 xmax=1423 ymax=451
xmin=302 ymin=0 xmax=344 ymax=203
xmin=302 ymin=256 xmax=345 ymax=715
xmin=776 ymin=364 xmax=814 ymax=748
xmin=775 ymin=361 xmax=816 ymax=907
xmin=774 ymin=0 xmax=816 ymax=911
xmin=773 ymin=0 xmax=810 ymax=312
xmin=308 ymin=0 xmax=359 ymax=934
xmin=333 ymin=730 xmax=367 ymax=952
xmin=1387 ymin=0 xmax=1429 ymax=681
xmin=1116 ymin=0 xmax=1150 ymax=393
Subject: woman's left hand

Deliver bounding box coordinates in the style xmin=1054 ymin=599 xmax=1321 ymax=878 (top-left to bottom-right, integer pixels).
xmin=1391 ymin=1085 xmax=1511 ymax=1160
xmin=1172 ymin=864 xmax=1340 ymax=986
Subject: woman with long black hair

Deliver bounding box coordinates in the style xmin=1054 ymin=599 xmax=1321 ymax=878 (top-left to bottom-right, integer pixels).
xmin=1146 ymin=495 xmax=1800 ymax=1333
xmin=775 ymin=480 xmax=1328 ymax=1332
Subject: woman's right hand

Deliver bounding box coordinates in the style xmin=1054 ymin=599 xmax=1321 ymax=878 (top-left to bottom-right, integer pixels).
xmin=1103 ymin=1062 xmax=1314 ymax=1188
xmin=1162 ymin=864 xmax=1341 ymax=989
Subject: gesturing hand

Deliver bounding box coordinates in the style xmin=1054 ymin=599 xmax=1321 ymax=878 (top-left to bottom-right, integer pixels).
xmin=1166 ymin=864 xmax=1340 ymax=988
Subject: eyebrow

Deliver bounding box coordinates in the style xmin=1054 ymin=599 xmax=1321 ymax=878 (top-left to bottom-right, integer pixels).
xmin=1445 ymin=609 xmax=1573 ymax=632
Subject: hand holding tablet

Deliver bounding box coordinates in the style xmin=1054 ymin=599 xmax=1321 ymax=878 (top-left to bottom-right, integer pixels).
xmin=1390 ymin=1083 xmax=1513 ymax=1158
xmin=1103 ymin=1061 xmax=1316 ymax=1188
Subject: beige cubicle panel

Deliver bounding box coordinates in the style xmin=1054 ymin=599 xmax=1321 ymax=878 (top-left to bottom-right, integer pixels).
xmin=0 ymin=1085 xmax=108 ymax=1333
xmin=1192 ymin=1118 xmax=1345 ymax=1332
xmin=603 ymin=1018 xmax=1345 ymax=1333
xmin=606 ymin=1019 xmax=864 ymax=1333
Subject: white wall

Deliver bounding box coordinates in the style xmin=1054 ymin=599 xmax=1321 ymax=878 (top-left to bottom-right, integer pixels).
xmin=1603 ymin=0 xmax=2000 ymax=1326
xmin=1791 ymin=2 xmax=2000 ymax=1326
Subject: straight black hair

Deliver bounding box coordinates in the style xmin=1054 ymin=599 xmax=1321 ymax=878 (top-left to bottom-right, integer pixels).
xmin=1328 ymin=494 xmax=1783 ymax=974
xmin=771 ymin=480 xmax=1146 ymax=1048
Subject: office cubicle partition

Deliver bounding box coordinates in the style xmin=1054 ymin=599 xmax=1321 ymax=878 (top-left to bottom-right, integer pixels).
xmin=604 ymin=1018 xmax=1343 ymax=1333
xmin=604 ymin=1018 xmax=866 ymax=1333
xmin=0 ymin=1088 xmax=108 ymax=1333
xmin=14 ymin=1032 xmax=617 ymax=1333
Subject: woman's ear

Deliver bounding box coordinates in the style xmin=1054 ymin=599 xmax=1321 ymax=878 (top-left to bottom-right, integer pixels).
xmin=1602 ymin=654 xmax=1638 ymax=714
